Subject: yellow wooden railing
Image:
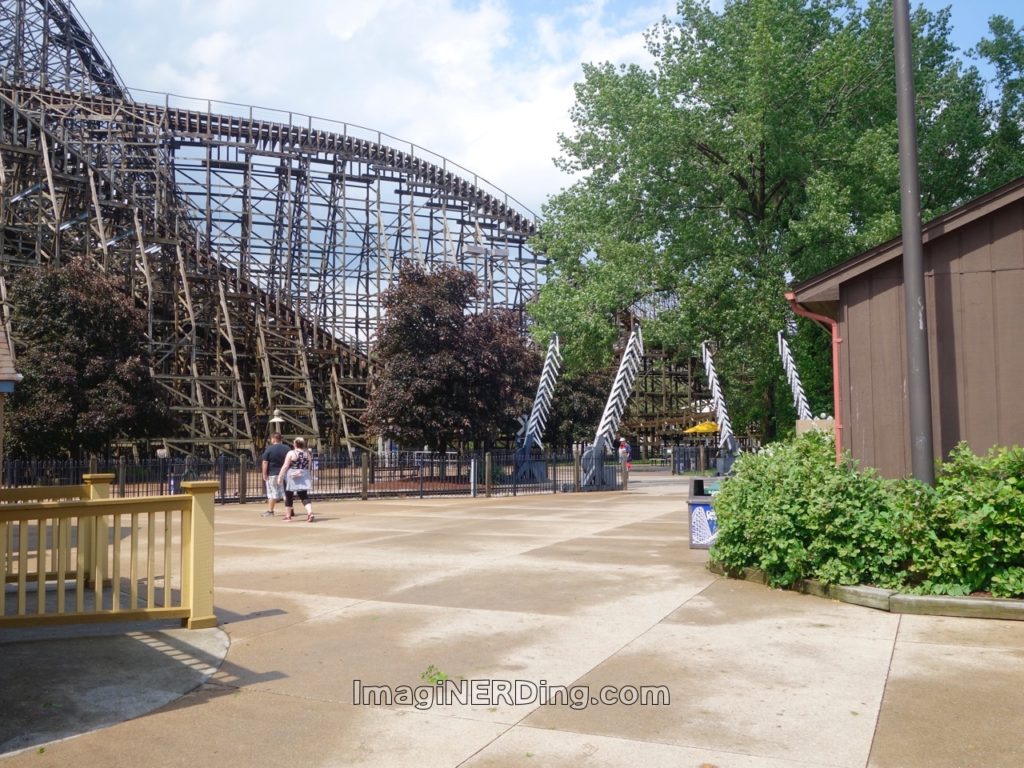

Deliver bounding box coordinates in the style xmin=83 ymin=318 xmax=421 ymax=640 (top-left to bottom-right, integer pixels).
xmin=0 ymin=474 xmax=217 ymax=629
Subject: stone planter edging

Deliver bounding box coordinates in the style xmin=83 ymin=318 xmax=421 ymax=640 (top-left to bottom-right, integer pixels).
xmin=706 ymin=561 xmax=1024 ymax=621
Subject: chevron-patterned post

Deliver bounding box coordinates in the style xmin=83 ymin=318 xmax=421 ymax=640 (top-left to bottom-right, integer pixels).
xmin=515 ymin=334 xmax=563 ymax=483
xmin=778 ymin=330 xmax=812 ymax=421
xmin=581 ymin=326 xmax=644 ymax=488
xmin=701 ymin=341 xmax=736 ymax=453
xmin=520 ymin=334 xmax=562 ymax=453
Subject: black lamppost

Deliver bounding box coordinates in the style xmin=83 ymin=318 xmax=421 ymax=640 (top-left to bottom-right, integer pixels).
xmin=894 ymin=0 xmax=935 ymax=484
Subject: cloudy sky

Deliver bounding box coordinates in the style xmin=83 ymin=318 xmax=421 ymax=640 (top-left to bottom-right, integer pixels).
xmin=75 ymin=0 xmax=1016 ymax=217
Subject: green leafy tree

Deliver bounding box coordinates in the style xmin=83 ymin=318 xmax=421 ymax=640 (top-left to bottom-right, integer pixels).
xmin=974 ymin=15 xmax=1024 ymax=188
xmin=8 ymin=259 xmax=172 ymax=458
xmin=542 ymin=369 xmax=614 ymax=451
xmin=532 ymin=0 xmax=1005 ymax=440
xmin=363 ymin=263 xmax=538 ymax=452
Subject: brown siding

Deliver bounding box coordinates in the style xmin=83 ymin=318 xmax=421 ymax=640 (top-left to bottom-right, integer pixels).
xmin=992 ymin=269 xmax=1024 ymax=446
xmin=959 ymin=271 xmax=1000 ymax=443
xmin=838 ymin=202 xmax=1024 ymax=478
xmin=927 ymin=225 xmax=958 ymax=275
xmin=932 ymin=204 xmax=1024 ymax=459
xmin=989 ymin=202 xmax=1024 ymax=271
xmin=929 ymin=271 xmax=962 ymax=458
xmin=841 ymin=263 xmax=907 ymax=476
xmin=958 ymin=214 xmax=994 ymax=273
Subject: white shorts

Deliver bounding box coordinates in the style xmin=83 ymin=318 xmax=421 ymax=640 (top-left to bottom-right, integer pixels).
xmin=265 ymin=476 xmax=285 ymax=501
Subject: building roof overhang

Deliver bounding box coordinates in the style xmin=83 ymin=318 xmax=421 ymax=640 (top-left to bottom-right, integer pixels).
xmin=789 ymin=175 xmax=1024 ymax=311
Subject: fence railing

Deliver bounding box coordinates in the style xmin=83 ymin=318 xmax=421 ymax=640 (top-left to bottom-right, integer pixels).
xmin=1 ymin=451 xmax=624 ymax=503
xmin=671 ymin=439 xmax=757 ymax=475
xmin=671 ymin=446 xmax=720 ymax=474
xmin=0 ymin=474 xmax=217 ymax=630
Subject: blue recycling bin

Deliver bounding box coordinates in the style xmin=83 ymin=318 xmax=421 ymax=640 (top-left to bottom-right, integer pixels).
xmin=688 ymin=496 xmax=718 ymax=549
xmin=688 ymin=474 xmax=726 ymax=548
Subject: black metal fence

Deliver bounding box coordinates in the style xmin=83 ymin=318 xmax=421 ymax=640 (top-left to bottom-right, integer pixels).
xmin=671 ymin=438 xmax=758 ymax=475
xmin=671 ymin=446 xmax=722 ymax=474
xmin=1 ymin=450 xmax=623 ymax=503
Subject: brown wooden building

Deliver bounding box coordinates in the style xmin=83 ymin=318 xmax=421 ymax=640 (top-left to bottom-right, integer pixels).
xmin=788 ymin=177 xmax=1024 ymax=478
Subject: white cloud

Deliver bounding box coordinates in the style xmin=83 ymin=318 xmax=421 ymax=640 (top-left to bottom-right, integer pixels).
xmin=77 ymin=0 xmax=676 ymax=213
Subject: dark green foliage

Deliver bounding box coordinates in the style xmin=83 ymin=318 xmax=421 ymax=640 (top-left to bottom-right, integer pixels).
xmin=8 ymin=259 xmax=172 ymax=458
xmin=542 ymin=368 xmax=613 ymax=450
xmin=530 ymin=0 xmax=1022 ymax=440
xmin=974 ymin=16 xmax=1024 ymax=190
xmin=712 ymin=431 xmax=909 ymax=588
xmin=712 ymin=435 xmax=1024 ymax=598
xmin=902 ymin=444 xmax=1024 ymax=597
xmin=363 ymin=263 xmax=539 ymax=452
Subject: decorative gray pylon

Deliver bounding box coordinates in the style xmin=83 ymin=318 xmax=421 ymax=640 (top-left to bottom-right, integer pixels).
xmin=519 ymin=333 xmax=562 ymax=454
xmin=581 ymin=326 xmax=644 ymax=488
xmin=778 ymin=330 xmax=813 ymax=421
xmin=701 ymin=341 xmax=736 ymax=452
xmin=514 ymin=334 xmax=562 ymax=483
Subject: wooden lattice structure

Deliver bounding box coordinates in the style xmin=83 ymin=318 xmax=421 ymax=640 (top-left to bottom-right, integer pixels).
xmin=0 ymin=0 xmax=542 ymax=457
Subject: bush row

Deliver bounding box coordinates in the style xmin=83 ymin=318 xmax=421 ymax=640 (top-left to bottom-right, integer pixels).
xmin=710 ymin=432 xmax=1024 ymax=598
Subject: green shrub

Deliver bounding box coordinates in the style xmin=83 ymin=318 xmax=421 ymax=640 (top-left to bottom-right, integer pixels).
xmin=710 ymin=435 xmax=1024 ymax=597
xmin=902 ymin=444 xmax=1024 ymax=597
xmin=712 ymin=431 xmax=908 ymax=588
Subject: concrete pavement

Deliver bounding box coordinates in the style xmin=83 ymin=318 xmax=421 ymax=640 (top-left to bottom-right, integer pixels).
xmin=2 ymin=471 xmax=1023 ymax=767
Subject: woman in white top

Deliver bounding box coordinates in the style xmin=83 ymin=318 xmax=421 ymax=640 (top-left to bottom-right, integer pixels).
xmin=276 ymin=436 xmax=315 ymax=522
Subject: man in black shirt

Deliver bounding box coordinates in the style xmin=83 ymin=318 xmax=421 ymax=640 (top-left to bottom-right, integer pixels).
xmin=260 ymin=432 xmax=291 ymax=517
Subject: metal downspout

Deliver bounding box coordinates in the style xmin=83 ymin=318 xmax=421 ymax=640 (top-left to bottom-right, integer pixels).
xmin=785 ymin=292 xmax=842 ymax=466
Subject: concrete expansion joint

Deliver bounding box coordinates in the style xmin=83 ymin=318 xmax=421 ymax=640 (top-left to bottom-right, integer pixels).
xmin=706 ymin=561 xmax=1024 ymax=622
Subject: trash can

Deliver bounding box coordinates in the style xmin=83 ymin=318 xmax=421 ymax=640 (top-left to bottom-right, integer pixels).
xmin=688 ymin=477 xmax=722 ymax=497
xmin=687 ymin=476 xmax=725 ymax=549
xmin=688 ymin=496 xmax=718 ymax=549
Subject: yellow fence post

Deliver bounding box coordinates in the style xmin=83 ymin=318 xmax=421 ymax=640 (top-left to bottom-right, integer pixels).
xmin=81 ymin=474 xmax=114 ymax=587
xmin=182 ymin=480 xmax=219 ymax=629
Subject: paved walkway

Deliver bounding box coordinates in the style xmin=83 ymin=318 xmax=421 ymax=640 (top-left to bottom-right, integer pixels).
xmin=2 ymin=471 xmax=1023 ymax=766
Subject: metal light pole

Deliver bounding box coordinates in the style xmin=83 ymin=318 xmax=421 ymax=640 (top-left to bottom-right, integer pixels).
xmin=894 ymin=0 xmax=935 ymax=484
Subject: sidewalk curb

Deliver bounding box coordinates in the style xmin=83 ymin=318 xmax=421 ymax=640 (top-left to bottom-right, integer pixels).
xmin=707 ymin=561 xmax=1024 ymax=621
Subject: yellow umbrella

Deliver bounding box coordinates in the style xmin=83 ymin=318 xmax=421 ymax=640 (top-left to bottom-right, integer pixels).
xmin=683 ymin=420 xmax=719 ymax=434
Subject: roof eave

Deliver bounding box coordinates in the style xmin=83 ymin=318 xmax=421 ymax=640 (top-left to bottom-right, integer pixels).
xmin=789 ymin=175 xmax=1024 ymax=306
